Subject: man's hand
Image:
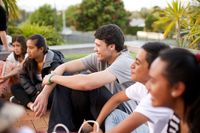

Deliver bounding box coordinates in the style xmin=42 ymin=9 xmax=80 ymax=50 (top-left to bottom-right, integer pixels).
xmin=33 ymin=91 xmax=48 ymax=117
xmin=92 ymin=124 xmax=99 ymax=133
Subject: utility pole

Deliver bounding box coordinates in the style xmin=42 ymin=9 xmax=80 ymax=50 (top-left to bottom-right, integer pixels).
xmin=53 ymin=0 xmax=57 ymax=30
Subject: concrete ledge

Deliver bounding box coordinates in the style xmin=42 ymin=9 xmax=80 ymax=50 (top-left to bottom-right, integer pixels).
xmin=50 ymin=44 xmax=94 ymax=54
xmin=137 ymin=31 xmax=164 ymax=40
xmin=0 ymin=51 xmax=10 ymax=61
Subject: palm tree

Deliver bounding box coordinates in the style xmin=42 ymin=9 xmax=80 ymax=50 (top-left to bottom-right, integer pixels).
xmin=183 ymin=0 xmax=200 ymax=49
xmin=1 ymin=0 xmax=19 ymax=19
xmin=153 ymin=0 xmax=189 ymax=47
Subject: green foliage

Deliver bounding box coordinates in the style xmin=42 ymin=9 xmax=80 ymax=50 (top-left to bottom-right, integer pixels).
xmin=130 ymin=51 xmax=136 ymax=58
xmin=139 ymin=8 xmax=150 ymax=19
xmin=126 ymin=26 xmax=143 ymax=35
xmin=7 ymin=25 xmax=23 ymax=35
xmin=153 ymin=0 xmax=190 ymax=46
xmin=145 ymin=14 xmax=158 ymax=31
xmin=65 ymin=5 xmax=79 ymax=27
xmin=65 ymin=0 xmax=130 ymax=31
xmin=19 ymin=23 xmax=63 ymax=46
xmin=28 ymin=4 xmax=62 ymax=31
xmin=2 ymin=0 xmax=19 ymax=19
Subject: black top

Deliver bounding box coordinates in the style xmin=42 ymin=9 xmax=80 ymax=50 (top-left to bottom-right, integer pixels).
xmin=0 ymin=5 xmax=7 ymax=45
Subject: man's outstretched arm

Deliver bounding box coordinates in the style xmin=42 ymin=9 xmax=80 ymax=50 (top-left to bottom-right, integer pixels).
xmin=43 ymin=69 xmax=116 ymax=91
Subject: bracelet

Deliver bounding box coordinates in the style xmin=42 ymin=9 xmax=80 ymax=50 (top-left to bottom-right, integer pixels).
xmin=48 ymin=74 xmax=55 ymax=85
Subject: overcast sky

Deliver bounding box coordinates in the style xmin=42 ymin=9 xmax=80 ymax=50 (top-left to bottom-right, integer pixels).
xmin=17 ymin=0 xmax=190 ymax=12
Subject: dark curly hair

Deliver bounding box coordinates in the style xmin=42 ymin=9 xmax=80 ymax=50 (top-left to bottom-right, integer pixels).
xmin=94 ymin=24 xmax=125 ymax=52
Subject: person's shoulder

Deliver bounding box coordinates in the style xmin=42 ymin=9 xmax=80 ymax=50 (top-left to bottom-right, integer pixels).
xmin=118 ymin=50 xmax=132 ymax=60
xmin=111 ymin=50 xmax=132 ymax=66
xmin=134 ymin=82 xmax=146 ymax=88
xmin=6 ymin=52 xmax=15 ymax=61
xmin=81 ymin=53 xmax=97 ymax=62
xmin=50 ymin=49 xmax=65 ymax=63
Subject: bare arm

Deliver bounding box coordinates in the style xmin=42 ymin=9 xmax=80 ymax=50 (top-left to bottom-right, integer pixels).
xmin=33 ymin=83 xmax=56 ymax=117
xmin=107 ymin=112 xmax=148 ymax=133
xmin=52 ymin=59 xmax=86 ymax=75
xmin=2 ymin=64 xmax=22 ymax=80
xmin=96 ymin=91 xmax=129 ymax=127
xmin=40 ymin=59 xmax=86 ymax=95
xmin=43 ymin=69 xmax=116 ymax=90
xmin=33 ymin=59 xmax=88 ymax=116
xmin=0 ymin=31 xmax=8 ymax=50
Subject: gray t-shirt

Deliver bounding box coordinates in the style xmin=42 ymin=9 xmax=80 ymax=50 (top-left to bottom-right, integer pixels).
xmin=81 ymin=50 xmax=136 ymax=113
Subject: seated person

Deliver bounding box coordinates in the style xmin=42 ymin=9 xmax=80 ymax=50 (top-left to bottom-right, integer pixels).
xmin=10 ymin=34 xmax=64 ymax=111
xmin=34 ymin=24 xmax=136 ymax=132
xmin=148 ymin=48 xmax=200 ymax=132
xmin=93 ymin=42 xmax=170 ymax=132
xmin=0 ymin=35 xmax=27 ymax=96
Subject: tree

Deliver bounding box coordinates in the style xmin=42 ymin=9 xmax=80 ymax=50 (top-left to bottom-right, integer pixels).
xmin=66 ymin=0 xmax=130 ymax=31
xmin=139 ymin=8 xmax=150 ymax=19
xmin=65 ymin=5 xmax=79 ymax=28
xmin=153 ymin=0 xmax=189 ymax=46
xmin=145 ymin=14 xmax=158 ymax=31
xmin=182 ymin=0 xmax=200 ymax=49
xmin=28 ymin=4 xmax=62 ymax=31
xmin=2 ymin=0 xmax=19 ymax=19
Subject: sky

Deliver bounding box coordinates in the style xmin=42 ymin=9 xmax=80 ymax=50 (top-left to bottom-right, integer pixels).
xmin=17 ymin=0 xmax=190 ymax=12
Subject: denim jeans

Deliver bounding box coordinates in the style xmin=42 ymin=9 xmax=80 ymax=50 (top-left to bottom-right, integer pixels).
xmin=105 ymin=109 xmax=149 ymax=133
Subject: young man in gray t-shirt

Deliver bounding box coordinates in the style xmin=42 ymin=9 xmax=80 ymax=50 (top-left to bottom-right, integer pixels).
xmin=33 ymin=24 xmax=135 ymax=132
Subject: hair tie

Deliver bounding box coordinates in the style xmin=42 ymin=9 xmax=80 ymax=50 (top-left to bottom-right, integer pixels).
xmin=195 ymin=53 xmax=200 ymax=63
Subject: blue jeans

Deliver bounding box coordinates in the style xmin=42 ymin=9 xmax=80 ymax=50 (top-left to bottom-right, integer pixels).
xmin=105 ymin=109 xmax=149 ymax=133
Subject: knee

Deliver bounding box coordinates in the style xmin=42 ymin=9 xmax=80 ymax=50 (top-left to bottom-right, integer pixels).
xmin=105 ymin=109 xmax=128 ymax=124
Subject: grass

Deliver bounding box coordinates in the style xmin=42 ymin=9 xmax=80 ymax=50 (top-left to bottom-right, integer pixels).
xmin=64 ymin=51 xmax=137 ymax=61
xmin=130 ymin=51 xmax=137 ymax=58
xmin=64 ymin=53 xmax=89 ymax=60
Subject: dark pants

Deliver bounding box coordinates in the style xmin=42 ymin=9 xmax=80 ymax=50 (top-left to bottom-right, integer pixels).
xmin=11 ymin=83 xmax=53 ymax=109
xmin=48 ymin=85 xmax=126 ymax=132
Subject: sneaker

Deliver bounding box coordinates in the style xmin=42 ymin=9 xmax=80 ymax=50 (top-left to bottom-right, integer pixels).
xmin=9 ymin=96 xmax=21 ymax=104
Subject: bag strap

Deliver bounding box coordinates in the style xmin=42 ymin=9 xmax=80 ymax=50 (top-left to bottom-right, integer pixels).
xmin=78 ymin=120 xmax=99 ymax=133
xmin=52 ymin=123 xmax=70 ymax=133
